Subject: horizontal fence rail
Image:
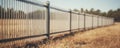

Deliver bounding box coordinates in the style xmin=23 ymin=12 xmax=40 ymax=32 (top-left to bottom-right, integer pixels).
xmin=0 ymin=0 xmax=114 ymax=46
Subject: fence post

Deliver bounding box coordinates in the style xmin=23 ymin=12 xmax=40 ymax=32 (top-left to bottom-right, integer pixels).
xmin=84 ymin=14 xmax=86 ymax=31
xmin=113 ymin=18 xmax=115 ymax=25
xmin=97 ymin=15 xmax=99 ymax=27
xmin=92 ymin=14 xmax=93 ymax=29
xmin=78 ymin=13 xmax=80 ymax=32
xmin=69 ymin=10 xmax=72 ymax=34
xmin=102 ymin=17 xmax=104 ymax=26
xmin=46 ymin=1 xmax=50 ymax=39
xmin=101 ymin=16 xmax=103 ymax=27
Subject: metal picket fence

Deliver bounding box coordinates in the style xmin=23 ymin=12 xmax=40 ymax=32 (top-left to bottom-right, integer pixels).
xmin=0 ymin=0 xmax=114 ymax=44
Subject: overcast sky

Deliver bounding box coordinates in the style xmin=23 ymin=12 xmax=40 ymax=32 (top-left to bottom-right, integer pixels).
xmin=39 ymin=0 xmax=120 ymax=12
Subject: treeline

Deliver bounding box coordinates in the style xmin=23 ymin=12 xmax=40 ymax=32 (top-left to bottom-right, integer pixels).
xmin=0 ymin=6 xmax=45 ymax=19
xmin=0 ymin=5 xmax=120 ymax=21
xmin=106 ymin=9 xmax=120 ymax=22
xmin=73 ymin=8 xmax=120 ymax=22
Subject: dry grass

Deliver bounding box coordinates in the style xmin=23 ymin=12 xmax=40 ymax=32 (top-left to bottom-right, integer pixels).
xmin=39 ymin=23 xmax=120 ymax=48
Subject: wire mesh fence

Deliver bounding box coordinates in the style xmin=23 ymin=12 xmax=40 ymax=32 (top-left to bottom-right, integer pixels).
xmin=50 ymin=8 xmax=70 ymax=33
xmin=0 ymin=0 xmax=47 ymax=40
xmin=0 ymin=0 xmax=114 ymax=46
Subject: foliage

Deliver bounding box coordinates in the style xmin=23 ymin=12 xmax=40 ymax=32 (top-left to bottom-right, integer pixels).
xmin=78 ymin=8 xmax=120 ymax=22
xmin=0 ymin=6 xmax=43 ymax=19
xmin=0 ymin=5 xmax=120 ymax=21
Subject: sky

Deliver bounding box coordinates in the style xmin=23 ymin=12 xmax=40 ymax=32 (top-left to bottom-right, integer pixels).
xmin=0 ymin=0 xmax=120 ymax=12
xmin=39 ymin=0 xmax=120 ymax=12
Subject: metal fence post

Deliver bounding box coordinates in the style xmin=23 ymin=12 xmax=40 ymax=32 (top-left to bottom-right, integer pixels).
xmin=113 ymin=18 xmax=115 ymax=25
xmin=97 ymin=16 xmax=99 ymax=27
xmin=46 ymin=1 xmax=50 ymax=39
xmin=92 ymin=14 xmax=93 ymax=29
xmin=102 ymin=17 xmax=104 ymax=26
xmin=70 ymin=10 xmax=72 ymax=34
xmin=101 ymin=16 xmax=103 ymax=27
xmin=84 ymin=14 xmax=86 ymax=31
xmin=78 ymin=13 xmax=80 ymax=32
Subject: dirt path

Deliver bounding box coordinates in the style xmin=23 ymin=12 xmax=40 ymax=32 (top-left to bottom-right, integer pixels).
xmin=40 ymin=23 xmax=120 ymax=48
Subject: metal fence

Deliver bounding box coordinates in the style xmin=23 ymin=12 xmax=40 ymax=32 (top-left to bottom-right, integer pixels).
xmin=0 ymin=0 xmax=114 ymax=43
